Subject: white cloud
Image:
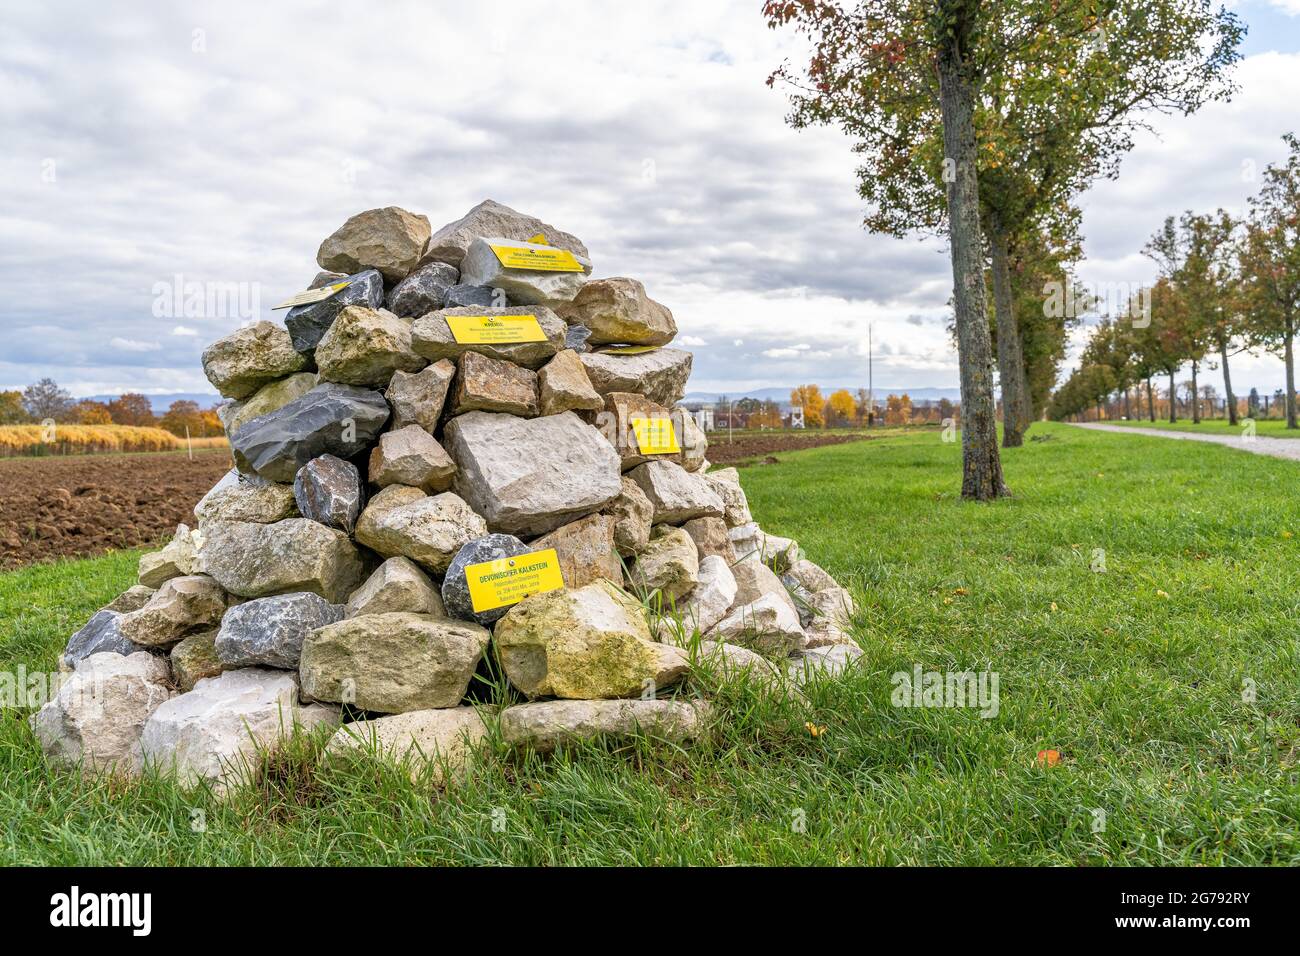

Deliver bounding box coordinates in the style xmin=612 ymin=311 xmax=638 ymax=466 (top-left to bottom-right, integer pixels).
xmin=109 ymin=337 xmax=161 ymax=353
xmin=171 ymin=325 xmax=197 ymax=336
xmin=680 ymin=335 xmax=708 ymax=346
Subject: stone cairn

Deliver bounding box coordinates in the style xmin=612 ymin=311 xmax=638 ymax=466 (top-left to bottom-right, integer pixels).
xmin=33 ymin=200 xmax=861 ymax=791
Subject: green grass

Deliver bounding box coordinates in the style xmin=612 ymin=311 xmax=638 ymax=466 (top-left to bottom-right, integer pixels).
xmin=1103 ymin=417 xmax=1300 ymax=439
xmin=2 ymin=421 xmax=1298 ymax=865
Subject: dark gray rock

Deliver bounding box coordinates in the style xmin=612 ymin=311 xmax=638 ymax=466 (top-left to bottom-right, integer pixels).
xmin=385 ymin=261 xmax=460 ymax=318
xmin=215 ymin=592 xmax=344 ymax=669
xmin=62 ymin=610 xmax=141 ymax=667
xmin=565 ymin=324 xmax=593 ymax=353
xmin=294 ymin=454 xmax=364 ymax=534
xmin=232 ymin=383 xmax=389 ymax=482
xmin=441 ymin=533 xmax=531 ymax=626
xmin=285 ymin=269 xmax=384 ymax=353
xmin=443 ymin=283 xmax=500 ymax=309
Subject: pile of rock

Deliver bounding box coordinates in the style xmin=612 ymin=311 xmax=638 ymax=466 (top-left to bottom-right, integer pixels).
xmin=33 ymin=199 xmax=861 ymax=791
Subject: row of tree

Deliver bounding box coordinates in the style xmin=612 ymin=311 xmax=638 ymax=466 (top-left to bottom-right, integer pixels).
xmin=766 ymin=0 xmax=1244 ymax=498
xmin=0 ymin=378 xmax=224 ymax=437
xmin=1050 ymin=134 xmax=1300 ymax=426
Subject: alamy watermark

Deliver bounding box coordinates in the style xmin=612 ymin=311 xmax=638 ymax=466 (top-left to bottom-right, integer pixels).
xmin=1043 ymin=280 xmax=1151 ymax=327
xmin=152 ymin=274 xmax=261 ymax=323
xmin=891 ymin=665 xmax=1000 ymax=718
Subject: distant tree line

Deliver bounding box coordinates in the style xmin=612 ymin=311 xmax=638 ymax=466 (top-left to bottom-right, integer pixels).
xmin=1051 ymin=134 xmax=1300 ymax=427
xmin=0 ymin=378 xmax=224 ymax=437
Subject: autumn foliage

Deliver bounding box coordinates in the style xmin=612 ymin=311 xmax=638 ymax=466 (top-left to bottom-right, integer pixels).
xmin=0 ymin=424 xmax=185 ymax=457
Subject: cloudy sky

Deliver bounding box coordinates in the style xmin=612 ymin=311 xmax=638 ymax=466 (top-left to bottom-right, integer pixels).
xmin=3 ymin=0 xmax=1300 ymax=402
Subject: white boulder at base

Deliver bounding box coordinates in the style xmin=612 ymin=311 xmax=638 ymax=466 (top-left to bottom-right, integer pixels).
xmin=37 ymin=198 xmax=862 ymax=790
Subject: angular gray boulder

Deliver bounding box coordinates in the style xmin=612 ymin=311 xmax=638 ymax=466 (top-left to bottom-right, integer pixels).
xmin=558 ymin=277 xmax=676 ymax=346
xmin=32 ymin=652 xmax=173 ymax=774
xmin=141 ymin=669 xmax=338 ymax=790
xmin=385 ymin=260 xmax=459 ymax=317
xmin=443 ymin=411 xmax=622 ymax=536
xmin=345 ymin=557 xmax=445 ymax=618
xmin=316 ymin=206 xmax=431 ymax=281
xmin=285 ymin=268 xmax=384 ymax=353
xmin=627 ymin=460 xmax=724 ymax=524
xmin=580 ymin=348 xmax=693 ymax=407
xmin=201 ymin=321 xmax=307 ymax=400
xmin=231 ymin=382 xmax=389 ymax=482
xmin=198 ymin=518 xmax=365 ymax=602
xmin=293 ymin=454 xmax=363 ymax=534
xmin=500 ymin=699 xmax=705 ymax=753
xmin=313 ymin=306 xmax=426 ymax=387
xmin=215 ymin=592 xmax=344 ymax=669
xmin=353 ymin=485 xmax=488 ymax=574
xmin=367 ymin=425 xmax=457 ymax=493
xmin=300 ymin=612 xmax=491 ymax=713
xmin=440 ymin=533 xmax=532 ymax=626
xmin=196 ymin=469 xmax=299 ymax=525
xmin=443 ymin=283 xmax=500 ymax=309
xmin=422 ymin=199 xmax=589 ymax=269
xmin=62 ymin=610 xmax=141 ymax=669
xmin=386 ymin=359 xmax=456 ymax=432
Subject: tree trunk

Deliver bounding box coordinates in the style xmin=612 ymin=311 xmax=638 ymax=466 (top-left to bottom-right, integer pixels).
xmin=1190 ymin=360 xmax=1200 ymax=423
xmin=937 ymin=27 xmax=1007 ymax=499
xmin=988 ymin=220 xmax=1028 ymax=448
xmin=1122 ymin=387 xmax=1132 ymax=421
xmin=1286 ymin=315 xmax=1297 ymax=429
xmin=1146 ymin=377 xmax=1155 ymax=422
xmin=1218 ymin=336 xmax=1237 ymax=426
xmin=1168 ymin=371 xmax=1177 ymax=423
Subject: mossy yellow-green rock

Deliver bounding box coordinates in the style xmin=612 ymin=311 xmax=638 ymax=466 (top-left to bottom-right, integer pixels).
xmin=494 ymin=579 xmax=688 ymax=699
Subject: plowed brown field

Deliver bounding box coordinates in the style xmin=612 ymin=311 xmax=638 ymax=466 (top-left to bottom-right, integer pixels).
xmin=0 ymin=450 xmax=231 ymax=570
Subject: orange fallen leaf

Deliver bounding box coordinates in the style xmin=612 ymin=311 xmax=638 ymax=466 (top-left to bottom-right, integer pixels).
xmin=805 ymin=722 xmax=826 ymax=738
xmin=1036 ymin=749 xmax=1061 ymax=767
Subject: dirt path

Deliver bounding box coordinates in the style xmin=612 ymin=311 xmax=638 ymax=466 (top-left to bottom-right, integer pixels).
xmin=1069 ymin=422 xmax=1300 ymax=462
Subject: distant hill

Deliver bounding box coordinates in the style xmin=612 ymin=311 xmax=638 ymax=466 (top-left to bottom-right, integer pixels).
xmin=683 ymin=386 xmax=963 ymax=405
xmin=82 ymin=392 xmax=222 ymax=414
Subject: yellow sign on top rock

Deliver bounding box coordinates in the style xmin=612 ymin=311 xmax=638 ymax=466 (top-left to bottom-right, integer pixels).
xmin=489 ymin=242 xmax=585 ymax=273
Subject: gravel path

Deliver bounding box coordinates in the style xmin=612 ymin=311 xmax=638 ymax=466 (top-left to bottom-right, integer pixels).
xmin=1068 ymin=422 xmax=1300 ymax=462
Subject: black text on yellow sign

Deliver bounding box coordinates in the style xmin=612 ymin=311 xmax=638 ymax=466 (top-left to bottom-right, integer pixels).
xmin=629 ymin=416 xmax=681 ymax=454
xmin=445 ymin=314 xmax=548 ymax=345
xmin=489 ymin=243 xmax=585 ymax=273
xmin=464 ymin=548 xmax=565 ymax=613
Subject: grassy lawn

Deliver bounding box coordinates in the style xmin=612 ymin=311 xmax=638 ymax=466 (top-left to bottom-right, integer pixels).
xmin=1103 ymin=417 xmax=1300 ymax=439
xmin=1 ymin=421 xmax=1298 ymax=864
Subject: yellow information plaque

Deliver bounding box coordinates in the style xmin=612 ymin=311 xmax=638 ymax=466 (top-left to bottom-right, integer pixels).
xmin=445 ymin=314 xmax=548 ymax=344
xmin=465 ymin=548 xmax=565 ymax=613
xmin=630 ymin=416 xmax=681 ymax=454
xmin=489 ymin=243 xmax=584 ymax=273
xmin=272 ymin=280 xmax=351 ymax=310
